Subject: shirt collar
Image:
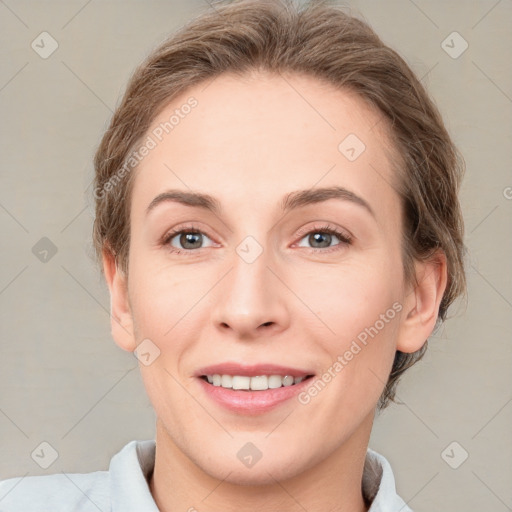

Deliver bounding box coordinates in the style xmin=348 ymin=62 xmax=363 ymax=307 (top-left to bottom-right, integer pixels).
xmin=109 ymin=440 xmax=412 ymax=511
xmin=110 ymin=439 xmax=159 ymax=512
xmin=364 ymin=448 xmax=413 ymax=512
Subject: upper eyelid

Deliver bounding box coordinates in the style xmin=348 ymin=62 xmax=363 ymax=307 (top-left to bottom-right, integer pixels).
xmin=294 ymin=223 xmax=352 ymax=240
xmin=164 ymin=224 xmax=344 ymax=239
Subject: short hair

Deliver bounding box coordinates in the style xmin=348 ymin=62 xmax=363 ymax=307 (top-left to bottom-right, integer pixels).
xmin=92 ymin=0 xmax=467 ymax=409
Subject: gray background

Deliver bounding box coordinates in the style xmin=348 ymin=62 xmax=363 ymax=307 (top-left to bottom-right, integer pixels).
xmin=1 ymin=0 xmax=511 ymax=510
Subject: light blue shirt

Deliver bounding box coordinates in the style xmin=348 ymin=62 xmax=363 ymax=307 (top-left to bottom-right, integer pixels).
xmin=0 ymin=440 xmax=412 ymax=511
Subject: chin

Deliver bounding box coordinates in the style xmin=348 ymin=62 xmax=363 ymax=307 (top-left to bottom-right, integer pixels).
xmin=196 ymin=444 xmax=315 ymax=487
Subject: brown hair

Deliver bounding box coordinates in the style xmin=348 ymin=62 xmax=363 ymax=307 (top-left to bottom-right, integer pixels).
xmin=92 ymin=0 xmax=467 ymax=409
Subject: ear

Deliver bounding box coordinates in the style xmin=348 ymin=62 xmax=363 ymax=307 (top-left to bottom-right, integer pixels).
xmin=396 ymin=249 xmax=448 ymax=353
xmin=102 ymin=248 xmax=137 ymax=352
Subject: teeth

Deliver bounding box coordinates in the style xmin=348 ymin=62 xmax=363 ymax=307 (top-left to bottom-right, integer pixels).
xmin=249 ymin=375 xmax=266 ymax=390
xmin=205 ymin=374 xmax=306 ymax=391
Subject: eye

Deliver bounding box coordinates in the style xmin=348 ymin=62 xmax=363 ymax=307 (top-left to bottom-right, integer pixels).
xmin=162 ymin=225 xmax=216 ymax=254
xmin=161 ymin=223 xmax=353 ymax=256
xmin=295 ymin=224 xmax=353 ymax=252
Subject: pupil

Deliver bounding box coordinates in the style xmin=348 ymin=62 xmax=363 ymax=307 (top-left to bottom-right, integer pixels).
xmin=181 ymin=232 xmax=202 ymax=249
xmin=310 ymin=232 xmax=331 ymax=248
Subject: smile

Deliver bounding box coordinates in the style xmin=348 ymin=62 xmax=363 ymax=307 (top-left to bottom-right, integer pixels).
xmin=201 ymin=374 xmax=313 ymax=391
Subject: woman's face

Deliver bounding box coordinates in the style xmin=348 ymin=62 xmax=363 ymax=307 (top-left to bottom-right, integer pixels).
xmin=115 ymin=71 xmax=418 ymax=484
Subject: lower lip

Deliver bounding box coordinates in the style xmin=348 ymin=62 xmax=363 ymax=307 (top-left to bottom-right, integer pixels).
xmin=197 ymin=376 xmax=314 ymax=415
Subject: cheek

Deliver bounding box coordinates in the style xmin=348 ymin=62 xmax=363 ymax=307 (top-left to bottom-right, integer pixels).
xmin=293 ymin=259 xmax=400 ymax=333
xmin=299 ymin=286 xmax=400 ymax=423
xmin=289 ymin=259 xmax=401 ymax=391
xmin=127 ymin=254 xmax=213 ymax=357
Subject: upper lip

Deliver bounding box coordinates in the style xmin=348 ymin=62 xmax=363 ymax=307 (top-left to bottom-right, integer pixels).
xmin=195 ymin=362 xmax=315 ymax=378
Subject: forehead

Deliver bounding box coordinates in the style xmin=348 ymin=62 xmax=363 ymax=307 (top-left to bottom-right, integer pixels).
xmin=130 ymin=71 xmax=400 ymax=225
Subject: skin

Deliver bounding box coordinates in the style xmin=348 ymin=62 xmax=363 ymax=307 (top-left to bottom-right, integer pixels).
xmin=103 ymin=71 xmax=447 ymax=512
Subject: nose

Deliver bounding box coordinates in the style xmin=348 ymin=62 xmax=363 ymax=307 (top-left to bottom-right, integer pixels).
xmin=211 ymin=244 xmax=290 ymax=339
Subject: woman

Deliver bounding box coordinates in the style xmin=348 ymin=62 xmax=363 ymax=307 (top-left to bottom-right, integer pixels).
xmin=0 ymin=0 xmax=466 ymax=510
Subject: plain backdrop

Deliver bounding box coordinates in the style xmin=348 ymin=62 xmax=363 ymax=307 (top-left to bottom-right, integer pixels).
xmin=0 ymin=1 xmax=511 ymax=511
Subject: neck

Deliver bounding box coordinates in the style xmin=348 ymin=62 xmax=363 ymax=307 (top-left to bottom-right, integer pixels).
xmin=149 ymin=412 xmax=374 ymax=512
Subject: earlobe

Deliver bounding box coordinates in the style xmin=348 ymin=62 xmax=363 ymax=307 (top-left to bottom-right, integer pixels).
xmin=396 ymin=249 xmax=448 ymax=353
xmin=102 ymin=249 xmax=137 ymax=352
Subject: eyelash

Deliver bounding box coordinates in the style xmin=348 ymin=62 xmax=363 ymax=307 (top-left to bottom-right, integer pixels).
xmin=161 ymin=223 xmax=353 ymax=256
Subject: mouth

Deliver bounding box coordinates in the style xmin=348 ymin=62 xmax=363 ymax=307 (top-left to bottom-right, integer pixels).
xmin=194 ymin=362 xmax=316 ymax=414
xmin=197 ymin=372 xmax=316 ymax=415
xmin=199 ymin=374 xmax=315 ymax=391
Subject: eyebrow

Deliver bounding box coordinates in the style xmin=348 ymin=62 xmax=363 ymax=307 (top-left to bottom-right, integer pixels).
xmin=145 ymin=186 xmax=375 ymax=219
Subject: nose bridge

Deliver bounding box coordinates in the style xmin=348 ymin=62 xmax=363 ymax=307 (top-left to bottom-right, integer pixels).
xmin=211 ymin=234 xmax=288 ymax=335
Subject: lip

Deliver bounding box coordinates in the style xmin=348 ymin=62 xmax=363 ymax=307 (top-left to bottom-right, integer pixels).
xmin=197 ymin=374 xmax=315 ymax=415
xmin=195 ymin=362 xmax=314 ymax=378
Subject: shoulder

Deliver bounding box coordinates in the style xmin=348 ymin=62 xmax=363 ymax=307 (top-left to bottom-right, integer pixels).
xmin=0 ymin=470 xmax=109 ymax=511
xmin=0 ymin=439 xmax=155 ymax=512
